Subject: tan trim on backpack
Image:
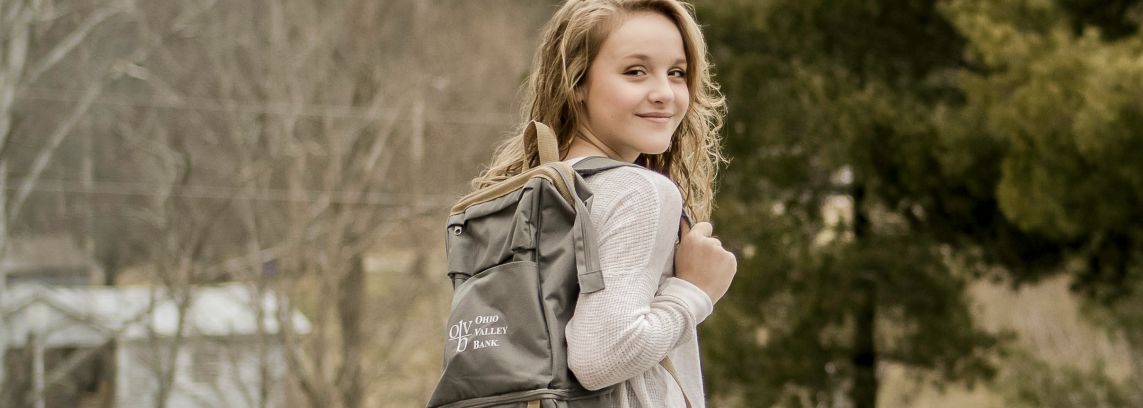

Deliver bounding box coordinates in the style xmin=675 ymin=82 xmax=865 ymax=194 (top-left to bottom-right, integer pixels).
xmin=450 ymin=163 xmax=575 ymax=216
xmin=528 ymin=120 xmax=560 ymax=165
xmin=526 ymin=401 xmax=541 ymax=408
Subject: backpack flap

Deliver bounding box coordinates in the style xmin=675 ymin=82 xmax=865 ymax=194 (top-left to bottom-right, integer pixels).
xmin=445 ymin=184 xmax=538 ymax=289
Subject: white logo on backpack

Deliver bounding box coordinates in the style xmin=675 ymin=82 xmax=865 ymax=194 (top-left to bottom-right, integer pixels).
xmin=448 ymin=314 xmax=507 ymax=353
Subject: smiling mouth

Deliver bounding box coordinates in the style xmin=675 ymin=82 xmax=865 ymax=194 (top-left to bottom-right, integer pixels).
xmin=637 ymin=114 xmax=672 ymax=123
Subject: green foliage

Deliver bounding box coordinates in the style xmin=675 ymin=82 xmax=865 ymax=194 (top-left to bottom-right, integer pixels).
xmin=1058 ymin=0 xmax=1143 ymax=40
xmin=696 ymin=0 xmax=1001 ymax=405
xmin=943 ymin=0 xmax=1143 ymax=298
xmin=696 ymin=0 xmax=1142 ymax=405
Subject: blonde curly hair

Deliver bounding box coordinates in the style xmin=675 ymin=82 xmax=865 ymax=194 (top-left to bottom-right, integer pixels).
xmin=471 ymin=0 xmax=726 ymax=221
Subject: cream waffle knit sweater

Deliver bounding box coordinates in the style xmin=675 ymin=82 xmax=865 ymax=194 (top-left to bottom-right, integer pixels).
xmin=565 ymin=158 xmax=714 ymax=408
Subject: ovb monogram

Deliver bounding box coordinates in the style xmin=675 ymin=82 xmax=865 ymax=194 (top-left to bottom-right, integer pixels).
xmin=448 ymin=314 xmax=507 ymax=353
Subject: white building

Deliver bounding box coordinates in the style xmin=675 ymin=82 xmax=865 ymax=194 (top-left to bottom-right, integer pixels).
xmin=2 ymin=283 xmax=311 ymax=408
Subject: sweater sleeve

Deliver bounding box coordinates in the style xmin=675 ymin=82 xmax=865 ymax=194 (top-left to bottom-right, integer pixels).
xmin=565 ymin=167 xmax=714 ymax=391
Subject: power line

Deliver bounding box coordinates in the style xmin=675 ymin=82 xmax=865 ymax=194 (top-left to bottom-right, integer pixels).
xmin=3 ymin=178 xmax=462 ymax=207
xmin=16 ymin=86 xmax=519 ymax=127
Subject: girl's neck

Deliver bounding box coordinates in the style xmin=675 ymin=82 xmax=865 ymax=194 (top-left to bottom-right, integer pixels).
xmin=563 ymin=129 xmax=637 ymax=163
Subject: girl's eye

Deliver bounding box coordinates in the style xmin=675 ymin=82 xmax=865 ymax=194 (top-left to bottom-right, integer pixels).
xmin=624 ymin=69 xmax=647 ymax=77
xmin=669 ymin=69 xmax=687 ymax=78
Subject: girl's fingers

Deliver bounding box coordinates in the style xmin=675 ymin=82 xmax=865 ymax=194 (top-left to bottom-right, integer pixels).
xmin=689 ymin=222 xmax=713 ymax=238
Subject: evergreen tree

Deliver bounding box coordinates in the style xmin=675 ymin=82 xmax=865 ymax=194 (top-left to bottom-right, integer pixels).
xmin=695 ymin=0 xmax=1142 ymax=406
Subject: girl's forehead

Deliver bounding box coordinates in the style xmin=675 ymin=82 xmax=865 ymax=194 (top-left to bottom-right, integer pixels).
xmin=600 ymin=12 xmax=686 ymax=62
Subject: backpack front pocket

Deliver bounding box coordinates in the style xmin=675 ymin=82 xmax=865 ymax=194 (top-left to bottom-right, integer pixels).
xmin=430 ymin=260 xmax=553 ymax=406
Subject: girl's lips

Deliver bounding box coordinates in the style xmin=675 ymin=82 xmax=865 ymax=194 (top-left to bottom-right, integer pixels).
xmin=637 ymin=113 xmax=672 ymax=123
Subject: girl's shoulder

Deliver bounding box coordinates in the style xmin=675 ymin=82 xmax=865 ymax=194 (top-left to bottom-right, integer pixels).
xmin=583 ymin=165 xmax=682 ymax=209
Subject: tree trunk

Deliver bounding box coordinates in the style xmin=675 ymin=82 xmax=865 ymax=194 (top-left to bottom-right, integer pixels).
xmin=852 ymin=281 xmax=877 ymax=408
xmin=337 ymin=256 xmax=365 ymax=408
xmin=32 ymin=332 xmax=44 ymax=408
xmin=850 ymin=183 xmax=878 ymax=408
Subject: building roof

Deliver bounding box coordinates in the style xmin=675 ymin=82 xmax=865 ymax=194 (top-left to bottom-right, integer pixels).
xmin=2 ymin=282 xmax=312 ymax=348
xmin=1 ymin=235 xmax=96 ymax=274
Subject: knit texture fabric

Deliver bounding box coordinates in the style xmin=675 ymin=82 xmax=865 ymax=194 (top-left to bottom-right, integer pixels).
xmin=565 ymin=158 xmax=714 ymax=408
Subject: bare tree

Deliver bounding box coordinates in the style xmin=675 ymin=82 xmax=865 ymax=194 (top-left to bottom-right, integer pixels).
xmin=238 ymin=2 xmax=425 ymax=405
xmin=0 ymin=0 xmax=125 ymax=390
xmin=187 ymin=0 xmax=534 ymax=405
xmin=4 ymin=0 xmax=548 ymax=405
xmin=0 ymin=0 xmax=223 ymax=399
xmin=105 ymin=0 xmax=431 ymax=405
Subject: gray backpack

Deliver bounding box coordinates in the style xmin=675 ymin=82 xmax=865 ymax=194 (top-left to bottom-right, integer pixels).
xmin=428 ymin=122 xmax=690 ymax=408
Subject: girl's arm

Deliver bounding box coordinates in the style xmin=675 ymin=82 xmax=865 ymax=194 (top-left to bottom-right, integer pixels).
xmin=566 ymin=167 xmax=714 ymax=390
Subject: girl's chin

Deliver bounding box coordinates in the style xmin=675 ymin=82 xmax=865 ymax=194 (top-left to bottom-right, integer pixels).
xmin=637 ymin=142 xmax=672 ymax=156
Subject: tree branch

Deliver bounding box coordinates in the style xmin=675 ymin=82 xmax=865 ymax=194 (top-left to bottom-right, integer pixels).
xmin=22 ymin=5 xmax=123 ymax=84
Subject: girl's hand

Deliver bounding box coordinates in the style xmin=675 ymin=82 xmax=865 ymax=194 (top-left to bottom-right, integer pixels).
xmin=674 ymin=220 xmax=737 ymax=304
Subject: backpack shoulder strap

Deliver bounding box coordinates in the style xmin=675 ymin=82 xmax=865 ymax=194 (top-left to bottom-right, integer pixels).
xmin=660 ymin=358 xmax=694 ymax=408
xmin=570 ymin=156 xmax=638 ymax=176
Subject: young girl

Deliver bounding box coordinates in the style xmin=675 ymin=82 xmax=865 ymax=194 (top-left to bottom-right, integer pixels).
xmin=472 ymin=1 xmax=737 ymax=406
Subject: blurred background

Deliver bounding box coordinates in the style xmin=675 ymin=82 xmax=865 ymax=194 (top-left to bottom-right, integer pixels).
xmin=0 ymin=0 xmax=1140 ymax=407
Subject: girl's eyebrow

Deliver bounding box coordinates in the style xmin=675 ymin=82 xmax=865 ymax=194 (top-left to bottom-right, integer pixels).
xmin=621 ymin=53 xmax=687 ymax=65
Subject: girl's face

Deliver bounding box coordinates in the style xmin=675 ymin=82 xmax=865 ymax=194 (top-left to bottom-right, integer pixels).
xmin=580 ymin=12 xmax=689 ymax=162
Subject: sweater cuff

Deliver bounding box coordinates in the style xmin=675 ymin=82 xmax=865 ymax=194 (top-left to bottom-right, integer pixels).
xmin=659 ymin=277 xmax=715 ymax=324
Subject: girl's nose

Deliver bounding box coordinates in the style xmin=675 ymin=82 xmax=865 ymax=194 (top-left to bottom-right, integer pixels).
xmin=647 ymin=75 xmax=674 ymax=104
